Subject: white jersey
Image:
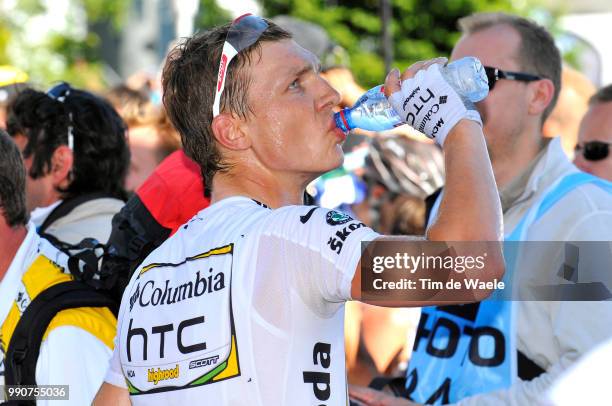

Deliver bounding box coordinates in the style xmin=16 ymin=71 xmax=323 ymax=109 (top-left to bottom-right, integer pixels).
xmin=105 ymin=196 xmax=379 ymax=405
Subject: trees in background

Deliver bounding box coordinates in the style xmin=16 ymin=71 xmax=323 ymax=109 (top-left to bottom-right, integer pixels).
xmin=262 ymin=0 xmax=522 ymax=87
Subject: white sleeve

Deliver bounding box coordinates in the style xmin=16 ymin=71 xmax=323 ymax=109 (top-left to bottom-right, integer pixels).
xmin=104 ymin=335 xmax=127 ymax=388
xmin=35 ymin=326 xmax=113 ymax=406
xmin=566 ymin=211 xmax=612 ymax=242
xmin=262 ymin=206 xmax=379 ymax=306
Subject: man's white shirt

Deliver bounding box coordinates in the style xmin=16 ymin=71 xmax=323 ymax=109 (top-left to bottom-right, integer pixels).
xmin=453 ymin=138 xmax=612 ymax=405
xmin=105 ymin=196 xmax=379 ymax=405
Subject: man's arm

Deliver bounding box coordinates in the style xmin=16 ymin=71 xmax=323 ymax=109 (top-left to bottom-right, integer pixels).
xmin=352 ymin=60 xmax=504 ymax=305
xmin=427 ymin=120 xmax=502 ymax=242
xmin=35 ymin=327 xmax=113 ymax=406
xmin=93 ymin=334 xmax=131 ymax=405
xmin=93 ymin=382 xmax=131 ymax=406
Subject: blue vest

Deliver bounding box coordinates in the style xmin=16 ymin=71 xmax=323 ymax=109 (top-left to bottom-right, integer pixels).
xmin=405 ymin=173 xmax=612 ymax=404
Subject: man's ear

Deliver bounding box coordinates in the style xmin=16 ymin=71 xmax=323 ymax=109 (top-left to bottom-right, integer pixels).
xmin=50 ymin=145 xmax=74 ymax=187
xmin=528 ymin=78 xmax=555 ymax=117
xmin=211 ymin=113 xmax=251 ymax=151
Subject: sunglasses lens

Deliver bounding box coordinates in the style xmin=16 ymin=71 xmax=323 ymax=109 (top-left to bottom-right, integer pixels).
xmin=47 ymin=82 xmax=71 ymax=101
xmin=226 ymin=15 xmax=268 ymax=53
xmin=213 ymin=15 xmax=268 ymax=117
xmin=583 ymin=142 xmax=610 ymax=161
xmin=484 ymin=68 xmax=496 ymax=91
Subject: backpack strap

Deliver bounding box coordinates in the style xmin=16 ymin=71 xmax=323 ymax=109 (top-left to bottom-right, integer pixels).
xmin=4 ymin=281 xmax=117 ymax=393
xmin=38 ymin=192 xmax=114 ymax=235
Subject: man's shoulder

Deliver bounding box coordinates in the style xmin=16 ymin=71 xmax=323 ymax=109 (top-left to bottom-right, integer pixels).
xmin=530 ymin=176 xmax=612 ymax=240
xmin=266 ymin=206 xmax=365 ymax=233
xmin=45 ymin=306 xmax=117 ymax=349
xmin=547 ymin=175 xmax=612 ymax=216
xmin=45 ymin=197 xmax=125 ymax=244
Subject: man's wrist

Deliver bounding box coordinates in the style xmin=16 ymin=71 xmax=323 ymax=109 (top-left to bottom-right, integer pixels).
xmin=444 ymin=119 xmax=483 ymax=147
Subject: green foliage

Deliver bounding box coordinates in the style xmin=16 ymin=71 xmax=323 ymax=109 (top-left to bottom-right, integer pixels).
xmin=83 ymin=0 xmax=129 ymax=29
xmin=0 ymin=0 xmax=583 ymax=91
xmin=195 ymin=0 xmax=233 ymax=29
xmin=0 ymin=0 xmax=129 ymax=89
xmin=262 ymin=0 xmax=520 ymax=87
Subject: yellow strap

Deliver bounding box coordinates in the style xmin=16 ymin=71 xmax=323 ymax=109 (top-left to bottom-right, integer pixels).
xmin=44 ymin=307 xmax=116 ymax=349
xmin=1 ymin=254 xmax=116 ymax=353
xmin=22 ymin=255 xmax=72 ymax=297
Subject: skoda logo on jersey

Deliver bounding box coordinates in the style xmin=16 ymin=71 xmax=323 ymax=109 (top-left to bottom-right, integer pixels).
xmin=326 ymin=211 xmax=353 ymax=226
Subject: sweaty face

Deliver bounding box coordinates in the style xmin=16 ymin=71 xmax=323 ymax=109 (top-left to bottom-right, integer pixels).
xmin=451 ymin=25 xmax=531 ymax=163
xmin=242 ymin=39 xmax=344 ymax=183
xmin=574 ymin=102 xmax=612 ymax=181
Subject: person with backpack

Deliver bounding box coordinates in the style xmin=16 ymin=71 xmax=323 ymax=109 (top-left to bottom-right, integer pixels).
xmin=6 ymin=82 xmax=130 ymax=246
xmin=0 ymin=131 xmax=117 ymax=405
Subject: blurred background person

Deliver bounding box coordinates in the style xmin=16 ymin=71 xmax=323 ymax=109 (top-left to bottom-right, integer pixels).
xmin=6 ymin=83 xmax=130 ymax=245
xmin=363 ymin=136 xmax=444 ymax=235
xmin=573 ymin=84 xmax=612 ymax=181
xmin=352 ymin=11 xmax=612 ymax=406
xmin=346 ymin=134 xmax=445 ymax=386
xmin=106 ymin=84 xmax=181 ymax=192
xmin=543 ymin=65 xmax=596 ymax=157
xmin=0 ymin=65 xmax=28 ymax=130
xmin=0 ymin=131 xmax=116 ymax=405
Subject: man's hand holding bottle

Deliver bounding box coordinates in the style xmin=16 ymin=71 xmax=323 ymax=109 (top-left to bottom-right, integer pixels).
xmin=384 ymin=57 xmax=486 ymax=146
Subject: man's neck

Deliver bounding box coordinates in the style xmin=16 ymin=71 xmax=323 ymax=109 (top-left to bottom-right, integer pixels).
xmin=0 ymin=223 xmax=27 ymax=282
xmin=211 ymin=170 xmax=310 ymax=209
xmin=492 ymin=131 xmax=547 ymax=189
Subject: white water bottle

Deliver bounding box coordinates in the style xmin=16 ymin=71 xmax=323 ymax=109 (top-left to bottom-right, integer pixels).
xmin=334 ymin=56 xmax=488 ymax=132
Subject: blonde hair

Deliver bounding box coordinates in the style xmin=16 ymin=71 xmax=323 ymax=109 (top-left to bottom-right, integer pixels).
xmin=106 ymin=85 xmax=181 ymax=161
xmin=543 ymin=66 xmax=595 ymax=155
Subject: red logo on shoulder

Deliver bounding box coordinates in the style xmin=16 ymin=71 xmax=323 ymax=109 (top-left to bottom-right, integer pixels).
xmin=218 ymin=54 xmax=228 ymax=92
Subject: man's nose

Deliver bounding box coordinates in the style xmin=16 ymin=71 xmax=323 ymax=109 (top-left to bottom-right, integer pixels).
xmin=316 ymin=77 xmax=342 ymax=112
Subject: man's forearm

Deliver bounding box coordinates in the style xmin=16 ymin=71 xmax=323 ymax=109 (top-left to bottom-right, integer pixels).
xmin=427 ymin=120 xmax=503 ymax=242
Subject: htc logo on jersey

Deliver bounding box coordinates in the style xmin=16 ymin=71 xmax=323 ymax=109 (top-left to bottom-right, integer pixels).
xmin=303 ymin=342 xmax=332 ymax=403
xmin=126 ymin=316 xmax=207 ymax=362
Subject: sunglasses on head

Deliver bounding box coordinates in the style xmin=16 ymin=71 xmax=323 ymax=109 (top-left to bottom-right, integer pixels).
xmin=483 ymin=66 xmax=542 ymax=91
xmin=46 ymin=82 xmax=74 ymax=151
xmin=575 ymin=141 xmax=610 ymax=161
xmin=213 ymin=14 xmax=268 ymax=117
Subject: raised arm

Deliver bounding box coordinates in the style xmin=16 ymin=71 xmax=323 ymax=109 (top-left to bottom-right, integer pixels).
xmin=352 ymin=59 xmax=504 ymax=305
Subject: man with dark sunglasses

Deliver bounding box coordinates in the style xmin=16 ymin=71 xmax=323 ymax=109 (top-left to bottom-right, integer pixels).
xmin=574 ymin=84 xmax=612 ymax=181
xmin=350 ymin=11 xmax=612 ymax=406
xmin=94 ymin=14 xmax=506 ymax=406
